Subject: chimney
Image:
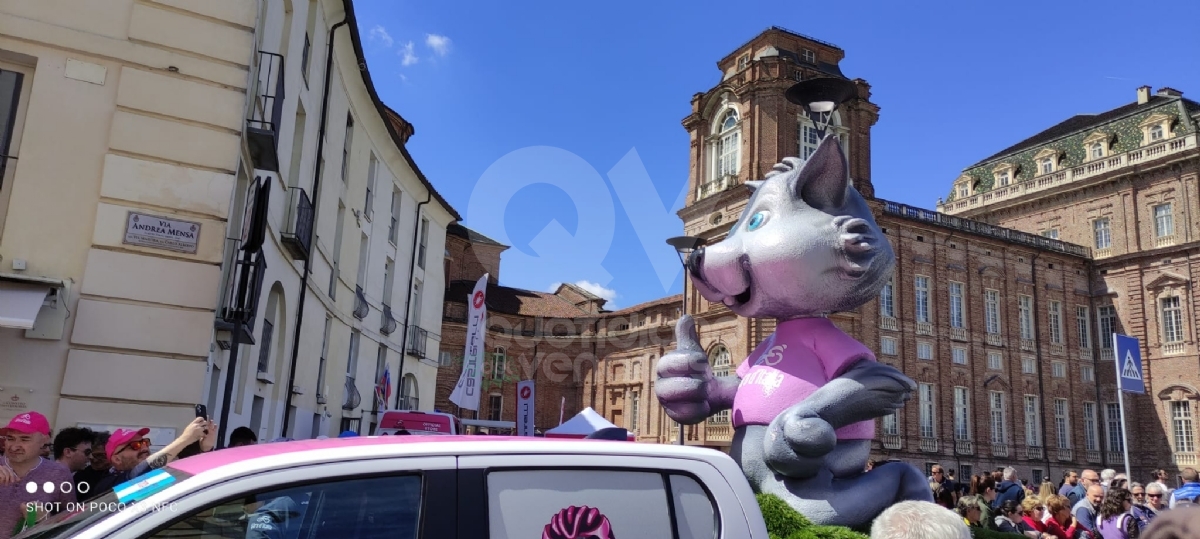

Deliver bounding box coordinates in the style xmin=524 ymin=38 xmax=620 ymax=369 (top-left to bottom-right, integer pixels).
xmin=1137 ymin=85 xmax=1151 ymax=105
xmin=1157 ymin=87 xmax=1183 ymax=98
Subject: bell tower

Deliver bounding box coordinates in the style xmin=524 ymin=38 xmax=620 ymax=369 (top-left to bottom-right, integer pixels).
xmin=678 ymin=26 xmax=880 ymax=245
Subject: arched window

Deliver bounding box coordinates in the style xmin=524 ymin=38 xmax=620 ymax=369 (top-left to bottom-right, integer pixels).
xmin=711 ymin=108 xmax=740 ymax=182
xmin=401 ymin=373 xmax=419 ymax=410
xmin=797 ymin=110 xmax=848 ymax=162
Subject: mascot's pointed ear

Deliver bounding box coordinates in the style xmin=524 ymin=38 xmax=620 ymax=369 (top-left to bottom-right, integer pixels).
xmin=791 ymin=136 xmax=851 ymax=210
xmin=745 ymin=180 xmax=764 ymax=193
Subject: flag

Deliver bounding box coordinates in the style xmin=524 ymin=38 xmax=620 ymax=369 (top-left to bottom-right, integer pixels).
xmin=516 ymin=380 xmax=536 ymax=436
xmin=450 ymin=274 xmax=489 ymax=410
xmin=376 ymin=365 xmax=391 ymax=409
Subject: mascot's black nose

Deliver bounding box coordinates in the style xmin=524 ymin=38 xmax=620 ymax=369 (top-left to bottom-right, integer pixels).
xmin=686 ymin=248 xmax=704 ymax=279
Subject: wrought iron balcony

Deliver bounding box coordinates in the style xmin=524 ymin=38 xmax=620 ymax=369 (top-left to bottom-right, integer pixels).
xmin=280 ymin=187 xmax=313 ymax=260
xmin=352 ymin=285 xmax=369 ymax=320
xmin=406 ymin=325 xmax=428 ymax=359
xmin=246 ymin=51 xmax=285 ymax=172
xmin=380 ymin=303 xmax=398 ymax=335
xmin=342 ymin=375 xmax=361 ymax=411
xmin=882 ymin=201 xmax=1092 ymax=258
xmin=219 ymin=249 xmax=267 ymax=341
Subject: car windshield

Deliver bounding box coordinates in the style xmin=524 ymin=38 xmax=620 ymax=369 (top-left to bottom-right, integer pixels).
xmin=14 ymin=468 xmax=194 ymax=539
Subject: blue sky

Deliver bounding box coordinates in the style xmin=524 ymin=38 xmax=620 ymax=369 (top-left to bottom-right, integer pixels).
xmin=355 ymin=0 xmax=1200 ymax=310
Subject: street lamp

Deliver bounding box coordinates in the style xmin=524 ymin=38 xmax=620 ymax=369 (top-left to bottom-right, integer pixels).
xmin=666 ymin=235 xmax=707 ymax=446
xmin=785 ymin=77 xmax=858 ymax=139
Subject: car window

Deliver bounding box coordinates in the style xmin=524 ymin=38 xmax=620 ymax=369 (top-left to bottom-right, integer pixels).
xmin=486 ymin=469 xmax=719 ymax=539
xmin=143 ymin=474 xmax=421 ymax=539
xmin=671 ymin=474 xmax=718 ymax=539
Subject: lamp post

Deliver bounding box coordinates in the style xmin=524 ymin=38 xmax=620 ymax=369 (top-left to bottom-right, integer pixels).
xmin=666 ymin=235 xmax=707 ymax=446
xmin=785 ymin=77 xmax=858 ymax=138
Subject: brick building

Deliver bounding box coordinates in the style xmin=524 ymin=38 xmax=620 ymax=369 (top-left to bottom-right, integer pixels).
xmin=938 ymin=85 xmax=1200 ymax=477
xmin=433 ymin=26 xmax=1198 ymax=483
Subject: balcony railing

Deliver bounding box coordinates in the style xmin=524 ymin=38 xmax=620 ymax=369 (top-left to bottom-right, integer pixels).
xmin=1164 ymin=342 xmax=1185 ymax=355
xmin=1100 ymin=348 xmax=1114 ymax=361
xmin=882 ymin=434 xmax=902 ymax=449
xmin=1173 ymin=453 xmax=1198 ymax=466
xmin=936 ymin=134 xmax=1198 ymax=217
xmin=219 ymin=249 xmax=267 ymax=335
xmin=1079 ymin=348 xmax=1093 ymax=361
xmin=883 ymin=201 xmax=1092 ymax=258
xmin=352 ymin=285 xmax=369 ymax=320
xmin=1022 ymin=446 xmax=1044 ymax=460
xmin=246 ymin=51 xmax=285 ymax=172
xmin=950 ymin=327 xmax=968 ymax=341
xmin=706 ymin=424 xmax=733 ymax=442
xmin=919 ymin=438 xmax=939 ymax=453
xmin=1086 ymin=450 xmax=1101 ymax=463
xmin=380 ymin=303 xmax=398 ymax=335
xmin=697 ymin=174 xmax=737 ymax=199
xmin=342 ymin=375 xmax=361 ymax=411
xmin=1056 ymin=449 xmax=1074 ymax=462
xmin=955 ymin=440 xmax=974 ymax=455
xmin=1049 ymin=343 xmax=1065 ymax=355
xmin=987 ymin=333 xmax=1004 ymax=346
xmin=916 ymin=322 xmax=934 ymax=335
xmin=1155 ymin=235 xmax=1176 ymax=248
xmin=992 ymin=443 xmax=1009 ymax=457
xmin=280 ymin=187 xmax=313 ymax=260
xmin=1021 ymin=339 xmax=1036 ymax=351
xmin=406 ymin=325 xmax=428 ymax=359
xmin=880 ymin=316 xmax=898 ymax=331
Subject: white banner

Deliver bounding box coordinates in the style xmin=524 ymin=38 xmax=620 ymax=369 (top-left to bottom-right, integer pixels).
xmin=449 ymin=274 xmax=489 ymax=411
xmin=516 ymin=380 xmax=535 ymax=436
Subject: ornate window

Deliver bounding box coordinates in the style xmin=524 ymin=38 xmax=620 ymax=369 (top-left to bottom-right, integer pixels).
xmin=1154 ymin=203 xmax=1174 ymax=238
xmin=993 ymin=163 xmax=1016 ymax=188
xmin=1161 ymin=296 xmax=1184 ymax=344
xmin=1140 ymin=113 xmax=1173 ymax=145
xmin=914 ymin=275 xmax=930 ymax=323
xmin=954 ymin=387 xmax=971 ymax=441
xmin=985 ymin=289 xmax=1001 ymax=334
xmin=1048 ymin=300 xmax=1063 ymax=344
xmin=1077 ymin=306 xmax=1091 ymax=348
xmin=1093 ymin=218 xmax=1112 ymax=250
xmin=797 ymin=110 xmax=848 ymax=162
xmin=1054 ymin=398 xmax=1071 ymax=450
xmin=1170 ymin=400 xmax=1195 ymax=454
xmin=715 ymin=109 xmax=740 ymax=179
xmin=708 ymin=345 xmax=732 ymax=425
xmin=880 ymin=278 xmax=895 ymax=318
xmin=1018 ymin=295 xmax=1033 ymax=340
xmin=948 ymin=281 xmax=965 ymax=328
xmin=1082 ymin=402 xmax=1098 ymax=451
xmin=1024 ymin=395 xmax=1041 ymax=447
xmin=1097 ymin=305 xmax=1118 ymax=353
xmin=1083 ymin=132 xmax=1110 ymax=161
xmin=1034 ymin=148 xmax=1058 ymax=175
xmin=989 ymin=391 xmax=1006 ymax=444
xmin=919 ymin=383 xmax=936 ymax=439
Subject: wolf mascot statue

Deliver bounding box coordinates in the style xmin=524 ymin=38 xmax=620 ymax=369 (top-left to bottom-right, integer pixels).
xmin=656 ymin=135 xmax=933 ymax=527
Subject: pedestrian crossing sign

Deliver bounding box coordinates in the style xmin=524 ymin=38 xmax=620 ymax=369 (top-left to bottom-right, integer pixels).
xmin=1113 ymin=334 xmax=1145 ymax=394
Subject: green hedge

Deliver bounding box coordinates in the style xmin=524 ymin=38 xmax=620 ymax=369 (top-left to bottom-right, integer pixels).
xmin=756 ymin=493 xmax=1023 ymax=539
xmin=757 ymin=494 xmax=868 ymax=539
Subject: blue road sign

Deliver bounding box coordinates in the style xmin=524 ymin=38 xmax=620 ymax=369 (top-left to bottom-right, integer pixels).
xmin=1113 ymin=334 xmax=1145 ymax=394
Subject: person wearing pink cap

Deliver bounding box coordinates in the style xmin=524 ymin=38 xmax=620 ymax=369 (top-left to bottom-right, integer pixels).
xmin=0 ymin=411 xmax=74 ymax=538
xmin=87 ymin=417 xmax=215 ymax=500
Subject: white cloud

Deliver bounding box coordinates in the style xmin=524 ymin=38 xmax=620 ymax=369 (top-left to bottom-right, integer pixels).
xmin=399 ymin=41 xmax=418 ymax=66
xmin=399 ymin=73 xmax=408 ymax=83
xmin=548 ymin=280 xmax=619 ymax=309
xmin=425 ymin=34 xmax=451 ymax=57
xmin=368 ymin=25 xmax=393 ymax=48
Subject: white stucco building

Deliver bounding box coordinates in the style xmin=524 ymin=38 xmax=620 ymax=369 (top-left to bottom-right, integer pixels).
xmin=0 ymin=0 xmax=458 ymax=445
xmin=205 ymin=0 xmax=459 ymax=441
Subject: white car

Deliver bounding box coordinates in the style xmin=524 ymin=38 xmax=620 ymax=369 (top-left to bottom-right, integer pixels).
xmin=19 ymin=436 xmax=769 ymax=539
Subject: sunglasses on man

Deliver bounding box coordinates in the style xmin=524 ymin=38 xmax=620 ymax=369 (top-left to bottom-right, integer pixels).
xmin=120 ymin=439 xmax=152 ymax=453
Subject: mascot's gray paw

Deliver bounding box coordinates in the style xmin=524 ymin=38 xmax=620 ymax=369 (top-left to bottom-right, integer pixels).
xmin=761 ymin=461 xmax=935 ymax=528
xmin=762 ymin=414 xmax=834 ymax=479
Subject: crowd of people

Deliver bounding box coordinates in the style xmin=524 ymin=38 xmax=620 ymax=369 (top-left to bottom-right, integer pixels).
xmin=898 ymin=461 xmax=1200 ymax=538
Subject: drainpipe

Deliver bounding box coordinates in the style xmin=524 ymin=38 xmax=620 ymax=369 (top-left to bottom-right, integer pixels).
xmin=281 ymin=14 xmax=349 ymax=437
xmin=1029 ymin=251 xmax=1053 ymax=475
xmin=1088 ymin=260 xmax=1106 ymax=469
xmin=395 ymin=192 xmax=432 ymax=409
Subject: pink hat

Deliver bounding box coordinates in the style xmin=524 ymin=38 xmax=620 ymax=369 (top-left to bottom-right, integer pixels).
xmin=1 ymin=412 xmax=51 ymax=436
xmin=106 ymin=427 xmax=151 ymax=460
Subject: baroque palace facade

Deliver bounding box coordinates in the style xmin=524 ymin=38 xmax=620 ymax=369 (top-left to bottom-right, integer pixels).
xmin=433 ymin=26 xmax=1198 ymax=482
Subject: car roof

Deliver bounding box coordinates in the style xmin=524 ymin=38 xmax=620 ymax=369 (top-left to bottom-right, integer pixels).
xmin=170 ymin=436 xmax=728 ymax=476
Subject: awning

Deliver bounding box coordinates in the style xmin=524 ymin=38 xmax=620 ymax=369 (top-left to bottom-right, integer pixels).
xmin=0 ymin=280 xmax=50 ymax=329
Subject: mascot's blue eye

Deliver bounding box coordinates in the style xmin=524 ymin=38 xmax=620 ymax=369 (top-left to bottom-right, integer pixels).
xmin=747 ymin=211 xmax=768 ymax=231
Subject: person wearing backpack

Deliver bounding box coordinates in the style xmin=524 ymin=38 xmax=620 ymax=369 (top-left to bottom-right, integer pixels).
xmin=1096 ymin=487 xmax=1139 ymax=539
